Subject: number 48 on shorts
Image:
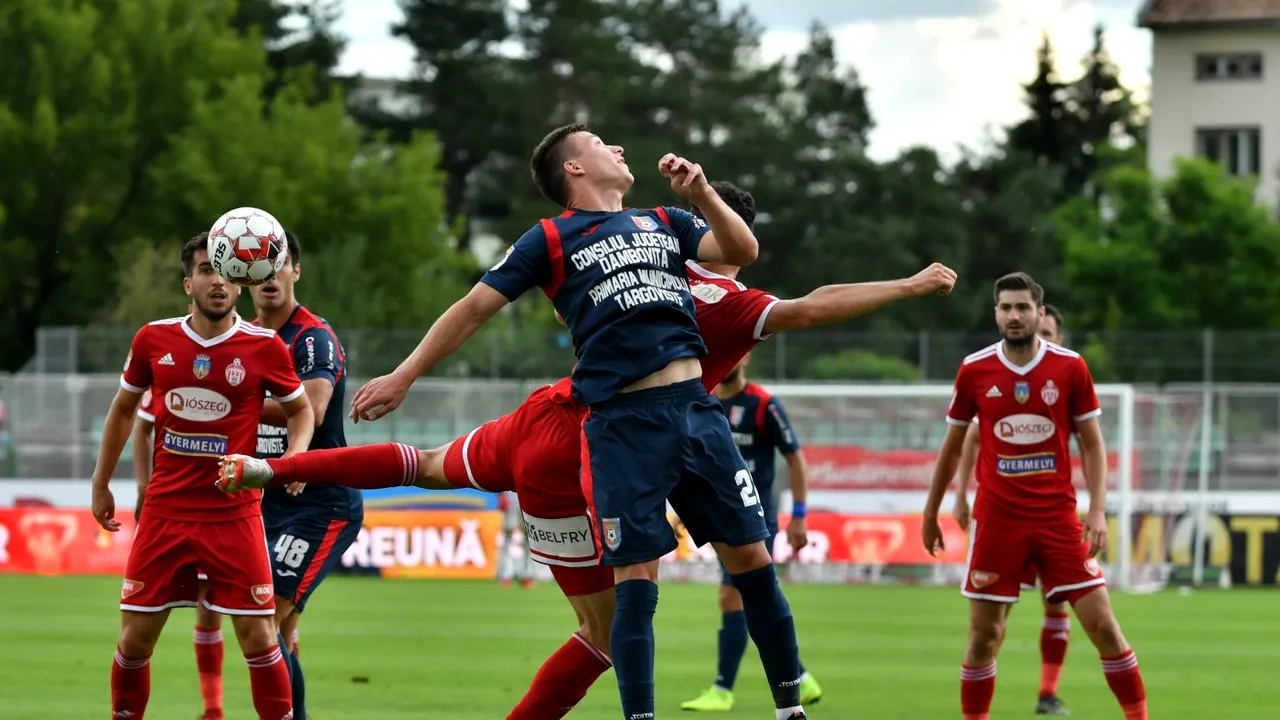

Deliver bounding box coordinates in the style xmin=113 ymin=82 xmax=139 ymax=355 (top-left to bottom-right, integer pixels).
xmin=273 ymin=533 xmax=310 ymax=573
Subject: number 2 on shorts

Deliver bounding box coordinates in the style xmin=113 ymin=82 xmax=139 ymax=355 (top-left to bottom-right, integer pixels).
xmin=735 ymin=469 xmax=760 ymax=507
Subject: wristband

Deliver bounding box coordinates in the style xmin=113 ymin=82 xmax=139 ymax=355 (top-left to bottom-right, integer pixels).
xmin=791 ymin=502 xmax=807 ymax=519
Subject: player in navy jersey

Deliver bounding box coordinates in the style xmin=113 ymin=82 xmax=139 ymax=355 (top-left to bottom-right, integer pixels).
xmin=683 ymin=351 xmax=820 ymax=711
xmin=349 ymin=124 xmax=816 ymax=720
xmin=249 ymin=231 xmax=363 ymax=720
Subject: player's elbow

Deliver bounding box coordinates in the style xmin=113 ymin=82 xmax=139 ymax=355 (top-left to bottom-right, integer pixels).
xmin=772 ymin=299 xmax=817 ymax=331
xmin=725 ymin=237 xmax=759 ymax=266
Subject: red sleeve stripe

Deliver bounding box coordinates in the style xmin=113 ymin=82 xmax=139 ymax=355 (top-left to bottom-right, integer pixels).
xmin=540 ymin=218 xmax=566 ymax=298
xmin=653 ymin=207 xmax=670 ymax=226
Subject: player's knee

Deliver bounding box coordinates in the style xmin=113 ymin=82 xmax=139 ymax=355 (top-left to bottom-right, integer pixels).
xmin=967 ymin=618 xmax=1005 ymax=659
xmin=416 ymin=446 xmax=450 ymax=488
xmin=230 ymin=615 xmax=279 ymax=654
xmin=1045 ymin=598 xmax=1069 ymax=614
xmin=118 ymin=615 xmax=164 ymax=657
xmin=718 ymin=583 xmax=744 ymax=612
xmin=613 ymin=561 xmax=659 ymax=583
xmin=714 ymin=540 xmax=771 ymax=575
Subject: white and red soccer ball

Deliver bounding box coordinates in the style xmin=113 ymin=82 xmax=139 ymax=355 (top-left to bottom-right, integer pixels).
xmin=207 ymin=207 xmax=288 ymax=286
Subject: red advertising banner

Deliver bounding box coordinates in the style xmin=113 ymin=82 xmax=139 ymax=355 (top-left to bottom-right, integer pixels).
xmin=0 ymin=508 xmax=137 ymax=575
xmin=803 ymin=445 xmax=1132 ymax=491
xmin=666 ymin=512 xmax=971 ymax=566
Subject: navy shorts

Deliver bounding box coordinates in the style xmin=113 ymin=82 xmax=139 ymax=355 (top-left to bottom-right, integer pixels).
xmin=582 ymin=378 xmax=771 ymax=566
xmin=264 ymin=512 xmax=362 ymax=612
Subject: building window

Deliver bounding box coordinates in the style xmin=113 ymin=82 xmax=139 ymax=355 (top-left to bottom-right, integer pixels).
xmin=1196 ymin=53 xmax=1263 ymax=80
xmin=1196 ymin=127 xmax=1262 ymax=176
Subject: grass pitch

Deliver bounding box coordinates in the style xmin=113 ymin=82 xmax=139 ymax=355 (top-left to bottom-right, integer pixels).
xmin=0 ymin=575 xmax=1273 ymax=718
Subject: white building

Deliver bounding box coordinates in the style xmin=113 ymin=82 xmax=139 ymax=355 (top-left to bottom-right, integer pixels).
xmin=1140 ymin=0 xmax=1280 ymax=206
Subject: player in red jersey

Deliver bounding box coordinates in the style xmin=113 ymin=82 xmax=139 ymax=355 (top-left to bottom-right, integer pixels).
xmin=218 ymin=182 xmax=957 ymax=718
xmin=950 ymin=302 xmax=1076 ymax=716
xmin=921 ymin=273 xmax=1147 ymax=720
xmin=134 ymin=351 xmax=232 ymax=720
xmin=92 ymin=233 xmax=315 ymax=720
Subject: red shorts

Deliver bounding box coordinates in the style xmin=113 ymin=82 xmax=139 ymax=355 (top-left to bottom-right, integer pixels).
xmin=962 ymin=508 xmax=1105 ymax=604
xmin=121 ymin=514 xmax=275 ymax=615
xmin=443 ymin=385 xmax=613 ymax=598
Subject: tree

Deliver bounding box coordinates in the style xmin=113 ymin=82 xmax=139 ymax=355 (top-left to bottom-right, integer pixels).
xmin=1062 ymin=24 xmax=1142 ymax=201
xmin=0 ymin=0 xmax=461 ymax=372
xmin=1006 ymin=34 xmax=1071 ymax=170
xmin=233 ymin=0 xmax=346 ymax=102
xmin=1056 ymin=157 xmax=1280 ymax=380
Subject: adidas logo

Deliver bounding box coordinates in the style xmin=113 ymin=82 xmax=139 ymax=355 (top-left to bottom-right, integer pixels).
xmin=158 ymin=353 xmax=175 ymax=366
xmin=985 ymin=386 xmax=1001 ymax=398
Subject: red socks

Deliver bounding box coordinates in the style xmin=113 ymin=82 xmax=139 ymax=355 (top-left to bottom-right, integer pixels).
xmin=507 ymin=633 xmax=613 ymax=719
xmin=960 ymin=661 xmax=996 ymax=720
xmin=194 ymin=625 xmax=225 ymax=716
xmin=1102 ymin=649 xmax=1148 ymax=719
xmin=267 ymin=443 xmax=419 ymax=489
xmin=1039 ymin=612 xmax=1070 ymax=697
xmin=245 ymin=645 xmax=293 ymax=720
xmin=112 ymin=646 xmax=151 ymax=719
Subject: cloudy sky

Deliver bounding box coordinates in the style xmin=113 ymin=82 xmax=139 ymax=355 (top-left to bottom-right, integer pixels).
xmin=334 ymin=0 xmax=1151 ymax=161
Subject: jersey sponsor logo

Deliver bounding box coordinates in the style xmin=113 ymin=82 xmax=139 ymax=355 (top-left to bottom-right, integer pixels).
xmin=300 ymin=336 xmax=316 ymax=374
xmin=161 ymin=428 xmax=229 ymax=457
xmin=969 ymin=570 xmax=998 ymax=588
xmin=995 ymin=414 xmax=1055 ymax=445
xmin=251 ymin=583 xmax=274 ymax=605
xmin=728 ymin=405 xmax=745 ymax=426
xmin=1014 ymin=381 xmax=1030 ymax=404
xmin=601 ymin=517 xmax=622 ymax=551
xmin=121 ymin=578 xmax=145 ymax=599
xmin=225 ymin=358 xmax=246 ymax=386
xmin=193 ymin=353 xmax=211 ymax=379
xmin=1041 ymin=380 xmax=1059 ymax=405
xmin=521 ymin=512 xmax=596 ymax=560
xmin=166 ymin=388 xmax=232 ymax=422
xmin=631 ymin=214 xmax=657 ymax=231
xmin=995 ymin=452 xmax=1057 ymax=477
xmin=690 ymin=281 xmax=729 ymax=304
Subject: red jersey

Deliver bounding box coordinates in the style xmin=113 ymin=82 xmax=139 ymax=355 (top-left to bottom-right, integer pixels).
xmin=686 ymin=262 xmax=780 ymax=391
xmin=946 ymin=340 xmax=1100 ymax=518
xmin=136 ymin=389 xmax=156 ymax=424
xmin=120 ymin=315 xmax=304 ymax=521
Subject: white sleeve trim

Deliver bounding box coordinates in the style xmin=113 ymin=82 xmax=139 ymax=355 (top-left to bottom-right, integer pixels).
xmin=945 ymin=416 xmax=971 ymax=427
xmin=136 ymin=409 xmax=156 ymax=423
xmin=1073 ymin=408 xmax=1102 ymax=422
xmin=276 ymin=385 xmax=305 ymax=403
xmin=120 ymin=376 xmax=145 ymax=394
xmin=753 ymin=299 xmax=781 ymax=340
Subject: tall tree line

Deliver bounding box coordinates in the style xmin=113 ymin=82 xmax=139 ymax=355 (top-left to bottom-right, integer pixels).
xmin=1 ymin=0 xmax=1274 ymax=382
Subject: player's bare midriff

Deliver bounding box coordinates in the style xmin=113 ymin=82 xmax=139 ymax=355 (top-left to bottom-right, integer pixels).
xmin=620 ymin=356 xmax=701 ymax=393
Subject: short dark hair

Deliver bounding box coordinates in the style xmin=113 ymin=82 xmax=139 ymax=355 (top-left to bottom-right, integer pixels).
xmin=284 ymin=230 xmax=301 ymax=264
xmin=992 ymin=271 xmax=1044 ymax=305
xmin=1042 ymin=303 xmax=1064 ymax=330
xmin=181 ymin=233 xmax=209 ymax=278
xmin=531 ymin=123 xmax=588 ymax=208
xmin=691 ymin=180 xmax=757 ymax=228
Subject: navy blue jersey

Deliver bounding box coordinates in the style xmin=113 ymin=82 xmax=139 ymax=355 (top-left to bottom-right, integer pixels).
xmin=481 ymin=207 xmax=712 ymax=405
xmin=720 ymin=382 xmax=800 ymax=532
xmin=257 ymin=305 xmax=362 ymax=518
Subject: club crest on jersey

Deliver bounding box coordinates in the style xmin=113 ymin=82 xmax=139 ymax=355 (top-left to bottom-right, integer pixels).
xmin=631 ymin=215 xmax=657 ymax=231
xmin=1041 ymin=380 xmax=1059 ymax=405
xmin=969 ymin=570 xmax=998 ymax=588
xmin=193 ymin=354 xmax=211 ymax=379
xmin=251 ymin=583 xmax=274 ymax=605
xmin=728 ymin=406 xmax=745 ymax=426
xmin=602 ymin=517 xmax=622 ymax=551
xmin=225 ymin=358 xmax=246 ymax=387
xmin=1014 ymin=381 xmax=1030 ymax=404
xmin=1084 ymin=558 xmax=1102 ymax=577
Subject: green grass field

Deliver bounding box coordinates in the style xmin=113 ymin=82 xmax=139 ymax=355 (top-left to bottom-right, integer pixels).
xmin=0 ymin=574 xmax=1274 ymax=718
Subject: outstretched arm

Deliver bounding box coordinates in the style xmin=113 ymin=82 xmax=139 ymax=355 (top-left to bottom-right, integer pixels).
xmin=762 ymin=263 xmax=956 ymax=334
xmin=658 ymin=154 xmax=758 ymax=266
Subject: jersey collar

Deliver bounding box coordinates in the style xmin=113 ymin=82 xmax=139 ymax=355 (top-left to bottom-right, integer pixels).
xmin=996 ymin=338 xmax=1048 ymax=375
xmin=181 ymin=313 xmax=242 ymax=348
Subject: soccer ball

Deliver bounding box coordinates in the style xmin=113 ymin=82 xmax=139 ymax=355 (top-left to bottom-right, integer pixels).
xmin=207 ymin=207 xmax=288 ymax=286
